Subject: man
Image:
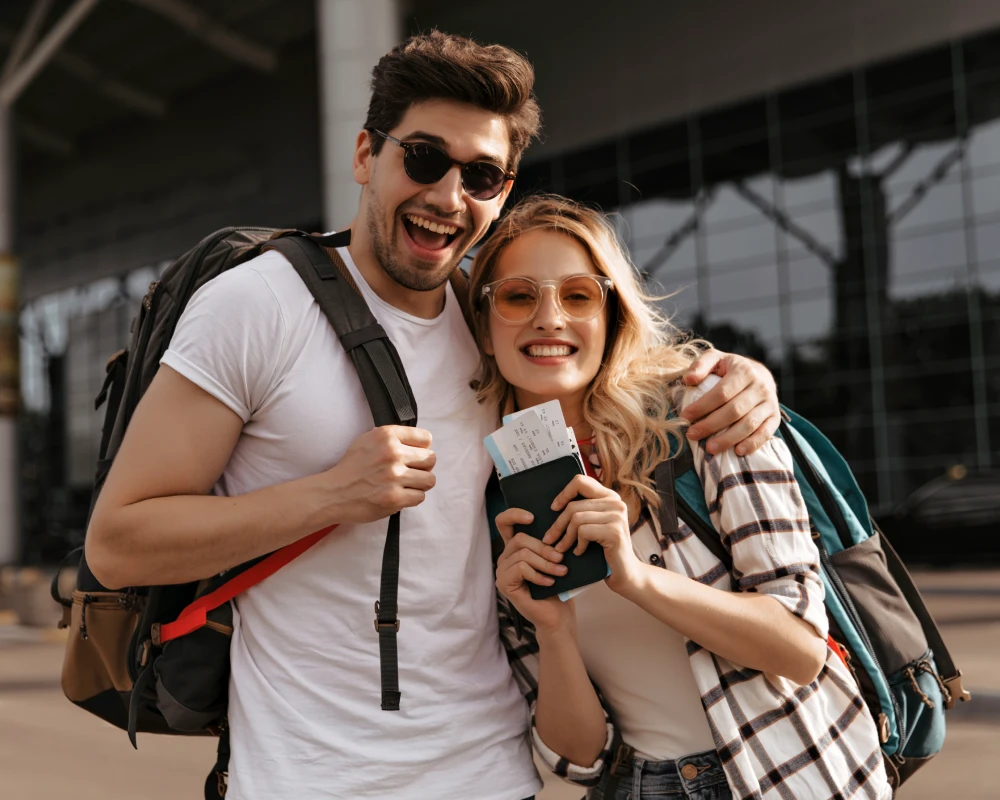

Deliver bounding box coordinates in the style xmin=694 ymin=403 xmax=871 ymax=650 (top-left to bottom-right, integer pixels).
xmin=87 ymin=31 xmax=781 ymax=800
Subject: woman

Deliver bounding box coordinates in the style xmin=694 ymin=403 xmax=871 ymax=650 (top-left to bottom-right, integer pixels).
xmin=468 ymin=195 xmax=890 ymax=800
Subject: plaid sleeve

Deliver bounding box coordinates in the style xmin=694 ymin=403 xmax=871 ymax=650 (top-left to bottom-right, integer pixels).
xmin=692 ymin=436 xmax=828 ymax=639
xmin=496 ymin=593 xmax=614 ymax=786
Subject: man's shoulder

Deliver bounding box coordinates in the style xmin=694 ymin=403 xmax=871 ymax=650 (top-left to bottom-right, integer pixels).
xmin=212 ymin=248 xmax=314 ymax=315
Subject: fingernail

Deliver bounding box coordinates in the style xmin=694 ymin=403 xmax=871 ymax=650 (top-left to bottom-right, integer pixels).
xmin=707 ymin=441 xmax=719 ymax=453
xmin=687 ymin=428 xmax=699 ymax=440
xmin=551 ymin=550 xmax=563 ymax=561
xmin=550 ymin=501 xmax=559 ymax=510
xmin=556 ymin=565 xmax=568 ymax=574
xmin=736 ymin=445 xmax=746 ymax=456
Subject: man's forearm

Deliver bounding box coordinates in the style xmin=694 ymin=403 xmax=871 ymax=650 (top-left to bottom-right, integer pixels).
xmin=88 ymin=472 xmax=339 ymax=588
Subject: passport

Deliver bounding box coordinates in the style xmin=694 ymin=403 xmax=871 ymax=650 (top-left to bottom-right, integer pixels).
xmin=498 ymin=454 xmax=610 ymax=600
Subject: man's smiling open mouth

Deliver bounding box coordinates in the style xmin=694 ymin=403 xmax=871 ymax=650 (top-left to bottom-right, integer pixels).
xmin=402 ymin=212 xmax=461 ymax=252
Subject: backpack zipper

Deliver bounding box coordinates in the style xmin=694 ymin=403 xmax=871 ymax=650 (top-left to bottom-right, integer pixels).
xmin=677 ymin=456 xmax=905 ymax=750
xmin=781 ymin=427 xmax=906 ymax=749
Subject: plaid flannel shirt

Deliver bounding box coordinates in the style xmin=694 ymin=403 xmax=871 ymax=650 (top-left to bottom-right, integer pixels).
xmin=496 ymin=389 xmax=891 ymax=800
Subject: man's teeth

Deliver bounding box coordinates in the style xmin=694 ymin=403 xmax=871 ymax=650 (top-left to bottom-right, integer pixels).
xmin=526 ymin=345 xmax=573 ymax=357
xmin=405 ymin=213 xmax=458 ymax=236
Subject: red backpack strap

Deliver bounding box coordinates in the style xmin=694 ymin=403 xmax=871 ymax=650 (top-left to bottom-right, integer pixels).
xmin=158 ymin=525 xmax=336 ymax=644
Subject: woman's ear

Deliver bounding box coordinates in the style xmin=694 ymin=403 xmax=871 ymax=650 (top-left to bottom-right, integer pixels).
xmin=480 ymin=318 xmax=495 ymax=356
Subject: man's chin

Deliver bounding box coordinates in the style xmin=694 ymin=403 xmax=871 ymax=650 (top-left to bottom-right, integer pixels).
xmin=385 ymin=252 xmax=460 ymax=292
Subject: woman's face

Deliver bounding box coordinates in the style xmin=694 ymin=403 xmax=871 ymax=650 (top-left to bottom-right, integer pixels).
xmin=483 ymin=229 xmax=608 ymax=411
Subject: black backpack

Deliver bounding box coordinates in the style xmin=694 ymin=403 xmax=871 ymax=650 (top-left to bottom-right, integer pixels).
xmin=51 ymin=227 xmax=471 ymax=798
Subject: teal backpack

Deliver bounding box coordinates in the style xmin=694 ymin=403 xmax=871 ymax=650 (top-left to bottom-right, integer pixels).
xmin=659 ymin=407 xmax=969 ymax=790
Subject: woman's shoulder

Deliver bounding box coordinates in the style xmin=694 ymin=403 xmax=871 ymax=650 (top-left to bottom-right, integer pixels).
xmin=676 ymin=373 xmax=722 ymax=414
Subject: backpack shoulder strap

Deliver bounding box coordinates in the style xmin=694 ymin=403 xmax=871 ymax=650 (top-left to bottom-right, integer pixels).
xmin=448 ymin=268 xmax=476 ymax=334
xmin=269 ymin=232 xmax=417 ymax=428
xmin=154 ymin=231 xmax=418 ymax=732
xmin=654 ymin=443 xmax=733 ymax=571
xmin=269 ymin=231 xmax=413 ymax=712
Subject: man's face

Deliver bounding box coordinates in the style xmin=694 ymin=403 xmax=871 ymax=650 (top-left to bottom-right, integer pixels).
xmin=353 ymin=99 xmax=513 ymax=293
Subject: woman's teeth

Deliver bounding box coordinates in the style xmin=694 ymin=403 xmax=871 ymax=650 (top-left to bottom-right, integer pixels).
xmin=404 ymin=213 xmax=457 ymax=236
xmin=525 ymin=345 xmax=573 ymax=357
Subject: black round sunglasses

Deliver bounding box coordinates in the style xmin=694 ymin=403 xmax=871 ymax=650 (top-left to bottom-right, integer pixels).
xmin=369 ymin=128 xmax=515 ymax=201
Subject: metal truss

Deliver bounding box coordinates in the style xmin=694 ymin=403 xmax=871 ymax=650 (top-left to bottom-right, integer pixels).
xmin=125 ymin=0 xmax=278 ymax=72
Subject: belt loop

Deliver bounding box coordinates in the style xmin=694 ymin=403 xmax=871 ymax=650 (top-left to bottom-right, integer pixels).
xmin=632 ymin=757 xmax=643 ymax=800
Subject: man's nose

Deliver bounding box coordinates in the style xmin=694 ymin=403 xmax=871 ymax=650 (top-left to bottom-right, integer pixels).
xmin=423 ymin=164 xmax=464 ymax=214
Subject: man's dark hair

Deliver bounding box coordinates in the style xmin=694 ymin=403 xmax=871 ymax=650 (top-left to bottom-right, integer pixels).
xmin=365 ymin=30 xmax=541 ymax=170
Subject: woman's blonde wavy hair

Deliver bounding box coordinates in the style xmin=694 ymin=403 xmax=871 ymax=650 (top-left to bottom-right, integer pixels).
xmin=469 ymin=194 xmax=708 ymax=517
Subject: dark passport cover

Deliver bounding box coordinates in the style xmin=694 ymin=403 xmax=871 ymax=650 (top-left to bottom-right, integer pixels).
xmin=498 ymin=455 xmax=609 ymax=600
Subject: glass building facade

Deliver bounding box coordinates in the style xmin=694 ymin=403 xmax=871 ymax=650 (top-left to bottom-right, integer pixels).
xmin=15 ymin=24 xmax=1000 ymax=564
xmin=515 ymin=27 xmax=1000 ymax=522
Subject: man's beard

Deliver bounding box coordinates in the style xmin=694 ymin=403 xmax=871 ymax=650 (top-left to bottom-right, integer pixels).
xmin=366 ymin=190 xmax=468 ymax=292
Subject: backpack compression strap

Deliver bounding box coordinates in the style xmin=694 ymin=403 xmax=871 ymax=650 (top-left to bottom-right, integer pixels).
xmin=269 ymin=232 xmax=418 ymax=712
xmin=158 ymin=525 xmax=336 ymax=644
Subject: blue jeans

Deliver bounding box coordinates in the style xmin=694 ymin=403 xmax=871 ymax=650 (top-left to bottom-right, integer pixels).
xmin=590 ymin=749 xmax=732 ymax=800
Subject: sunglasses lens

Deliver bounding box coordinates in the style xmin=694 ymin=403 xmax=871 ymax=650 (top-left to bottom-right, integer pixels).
xmin=403 ymin=143 xmax=452 ymax=184
xmin=462 ymin=161 xmax=507 ymax=200
xmin=493 ymin=279 xmax=539 ymax=322
xmin=559 ymin=276 xmax=606 ymax=320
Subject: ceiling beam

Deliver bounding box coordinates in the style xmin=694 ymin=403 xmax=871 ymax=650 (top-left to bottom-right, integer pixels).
xmin=1 ymin=0 xmax=55 ymax=84
xmin=18 ymin=118 xmax=73 ymax=156
xmin=0 ymin=29 xmax=166 ymax=117
xmin=125 ymin=0 xmax=277 ymax=73
xmin=0 ymin=0 xmax=102 ymax=108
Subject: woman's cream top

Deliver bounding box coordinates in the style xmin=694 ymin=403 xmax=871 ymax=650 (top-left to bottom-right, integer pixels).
xmin=573 ymin=517 xmax=717 ymax=761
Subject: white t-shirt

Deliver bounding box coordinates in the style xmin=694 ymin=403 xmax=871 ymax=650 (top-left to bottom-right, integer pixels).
xmin=574 ymin=520 xmax=716 ymax=761
xmin=161 ymin=247 xmax=541 ymax=800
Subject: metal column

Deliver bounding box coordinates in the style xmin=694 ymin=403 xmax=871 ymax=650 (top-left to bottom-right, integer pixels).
xmin=0 ymin=104 xmax=16 ymax=564
xmin=316 ymin=0 xmax=401 ymax=232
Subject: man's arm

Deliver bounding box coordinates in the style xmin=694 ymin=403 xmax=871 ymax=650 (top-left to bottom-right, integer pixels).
xmin=681 ymin=349 xmax=780 ymax=456
xmin=86 ymin=366 xmax=436 ymax=589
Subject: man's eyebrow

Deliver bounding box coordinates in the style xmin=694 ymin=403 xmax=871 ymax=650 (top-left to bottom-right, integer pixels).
xmin=402 ymin=130 xmax=507 ymax=167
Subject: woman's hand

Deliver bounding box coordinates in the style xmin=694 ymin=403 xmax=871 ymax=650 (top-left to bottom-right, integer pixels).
xmin=544 ymin=475 xmax=643 ymax=594
xmin=494 ymin=508 xmax=576 ymax=635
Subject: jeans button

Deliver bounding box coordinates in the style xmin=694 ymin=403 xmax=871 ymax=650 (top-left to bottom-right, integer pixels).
xmin=649 ymin=553 xmax=661 ymax=565
xmin=681 ymin=764 xmax=699 ymax=780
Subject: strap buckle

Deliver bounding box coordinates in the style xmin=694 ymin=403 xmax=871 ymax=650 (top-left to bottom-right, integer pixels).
xmin=610 ymin=741 xmax=634 ymax=777
xmin=373 ymin=601 xmax=399 ymax=633
xmin=943 ymin=671 xmax=972 ymax=710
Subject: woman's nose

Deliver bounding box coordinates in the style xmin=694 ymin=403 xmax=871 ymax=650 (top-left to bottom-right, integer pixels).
xmin=533 ymin=286 xmax=565 ymax=329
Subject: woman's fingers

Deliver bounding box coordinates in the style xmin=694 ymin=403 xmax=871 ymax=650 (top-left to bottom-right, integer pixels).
xmin=494 ymin=508 xmax=534 ymax=542
xmin=506 ymin=548 xmax=568 ymax=578
xmin=549 ymin=474 xmax=612 ymax=514
xmin=563 ymin=511 xmax=621 ymax=555
xmin=513 ymin=560 xmax=556 ymax=587
xmin=501 ymin=531 xmax=563 ymax=561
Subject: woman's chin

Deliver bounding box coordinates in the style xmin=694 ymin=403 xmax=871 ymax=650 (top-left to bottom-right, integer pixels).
xmin=512 ymin=378 xmax=587 ymax=405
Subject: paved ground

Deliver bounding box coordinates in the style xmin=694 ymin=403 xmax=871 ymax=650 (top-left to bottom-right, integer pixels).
xmin=0 ymin=571 xmax=997 ymax=799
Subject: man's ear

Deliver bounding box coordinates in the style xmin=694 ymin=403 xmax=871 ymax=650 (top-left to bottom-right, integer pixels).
xmin=353 ymin=130 xmax=374 ymax=186
xmin=491 ymin=179 xmax=515 ymax=222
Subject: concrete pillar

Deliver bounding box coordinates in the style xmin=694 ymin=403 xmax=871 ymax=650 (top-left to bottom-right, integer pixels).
xmin=316 ymin=0 xmax=401 ymax=232
xmin=0 ymin=104 xmax=18 ymax=565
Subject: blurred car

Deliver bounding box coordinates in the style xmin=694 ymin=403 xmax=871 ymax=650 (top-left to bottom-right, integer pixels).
xmin=876 ymin=468 xmax=1000 ymax=567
